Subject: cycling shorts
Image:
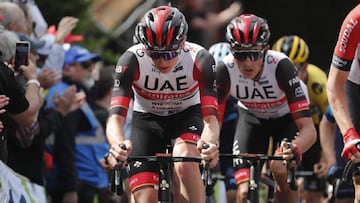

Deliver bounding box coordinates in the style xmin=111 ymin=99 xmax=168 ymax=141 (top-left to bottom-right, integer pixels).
xmin=127 ymin=105 xmax=203 ymax=191
xmin=233 ymin=107 xmax=299 ymax=184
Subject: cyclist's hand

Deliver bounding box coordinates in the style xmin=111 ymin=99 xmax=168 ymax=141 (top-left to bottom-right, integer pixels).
xmin=313 ymin=162 xmax=329 ymax=178
xmin=108 ymin=140 xmax=132 ymax=169
xmin=275 ymin=141 xmax=302 ymax=167
xmin=197 ymin=140 xmax=219 ymax=168
xmin=341 ymin=128 xmax=360 ymax=162
xmin=62 ymin=191 xmax=78 ymax=203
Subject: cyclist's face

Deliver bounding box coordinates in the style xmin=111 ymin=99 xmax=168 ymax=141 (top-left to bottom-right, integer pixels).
xmin=148 ymin=42 xmax=184 ymax=74
xmin=232 ymin=45 xmax=267 ymax=80
xmin=150 ymin=53 xmax=179 ymax=74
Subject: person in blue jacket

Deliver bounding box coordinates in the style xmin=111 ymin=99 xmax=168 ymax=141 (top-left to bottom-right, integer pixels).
xmin=45 ymin=45 xmax=110 ymax=203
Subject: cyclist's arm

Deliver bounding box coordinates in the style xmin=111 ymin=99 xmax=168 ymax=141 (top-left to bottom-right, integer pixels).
xmin=327 ymin=6 xmax=360 ymax=134
xmin=215 ymin=62 xmax=231 ymax=125
xmin=276 ymin=58 xmax=316 ymax=153
xmin=327 ymin=68 xmax=352 ymax=134
xmin=194 ymin=49 xmax=219 ymax=145
xmin=319 ymin=112 xmax=337 ymax=166
xmin=106 ymin=51 xmax=138 ymax=147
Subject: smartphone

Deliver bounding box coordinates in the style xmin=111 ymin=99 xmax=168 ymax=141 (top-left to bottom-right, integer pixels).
xmin=14 ymin=41 xmax=30 ymax=73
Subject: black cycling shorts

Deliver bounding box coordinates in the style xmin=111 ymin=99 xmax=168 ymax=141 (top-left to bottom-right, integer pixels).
xmin=233 ymin=107 xmax=299 ymax=183
xmin=127 ymin=105 xmax=204 ymax=191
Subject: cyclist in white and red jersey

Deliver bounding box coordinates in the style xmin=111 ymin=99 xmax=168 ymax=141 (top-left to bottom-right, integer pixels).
xmin=104 ymin=6 xmax=220 ymax=203
xmin=327 ymin=4 xmax=360 ymax=202
xmin=216 ymin=14 xmax=317 ymax=203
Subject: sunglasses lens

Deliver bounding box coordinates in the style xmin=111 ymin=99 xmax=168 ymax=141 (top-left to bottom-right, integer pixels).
xmin=146 ymin=50 xmax=180 ymax=61
xmin=80 ymin=60 xmax=93 ymax=68
xmin=233 ymin=50 xmax=264 ymax=61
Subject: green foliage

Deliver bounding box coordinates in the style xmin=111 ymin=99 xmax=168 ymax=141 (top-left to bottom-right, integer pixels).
xmin=35 ymin=0 xmax=120 ymax=65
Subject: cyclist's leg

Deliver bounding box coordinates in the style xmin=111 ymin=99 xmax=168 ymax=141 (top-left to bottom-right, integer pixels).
xmin=219 ymin=118 xmax=237 ymax=203
xmin=333 ymin=181 xmax=354 ymax=203
xmin=170 ymin=105 xmax=205 ymax=203
xmin=352 ymin=171 xmax=360 ymax=202
xmin=128 ymin=112 xmax=167 ymax=203
xmin=301 ymin=141 xmax=326 ymax=203
xmin=270 ymin=114 xmax=299 ymax=203
xmin=299 ymin=125 xmax=327 ymax=203
xmin=233 ymin=107 xmax=269 ymax=203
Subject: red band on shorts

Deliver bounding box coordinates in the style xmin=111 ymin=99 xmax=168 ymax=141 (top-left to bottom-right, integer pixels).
xmin=128 ymin=171 xmax=159 ymax=191
xmin=234 ymin=168 xmax=250 ymax=184
xmin=176 ymin=133 xmax=200 ymax=145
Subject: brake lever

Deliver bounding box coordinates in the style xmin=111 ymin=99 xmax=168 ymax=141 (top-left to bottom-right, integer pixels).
xmin=201 ymin=144 xmax=213 ymax=188
xmin=282 ymin=139 xmax=298 ymax=191
xmin=108 ymin=144 xmax=127 ymax=195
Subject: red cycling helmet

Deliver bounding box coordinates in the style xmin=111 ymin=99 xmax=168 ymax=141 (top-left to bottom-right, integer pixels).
xmin=135 ymin=6 xmax=188 ymax=51
xmin=226 ymin=14 xmax=270 ymax=48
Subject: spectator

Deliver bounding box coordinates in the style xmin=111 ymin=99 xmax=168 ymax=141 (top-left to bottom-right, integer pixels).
xmin=44 ymin=45 xmax=108 ymax=203
xmin=0 ymin=29 xmax=42 ymax=162
xmin=37 ymin=16 xmax=80 ymax=72
xmin=0 ymin=2 xmax=28 ymax=34
xmin=5 ymin=31 xmax=84 ymax=188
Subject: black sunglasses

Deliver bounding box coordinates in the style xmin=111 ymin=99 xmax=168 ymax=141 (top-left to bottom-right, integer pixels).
xmin=232 ymin=49 xmax=265 ymax=62
xmin=79 ymin=60 xmax=94 ymax=69
xmin=146 ymin=49 xmax=181 ymax=61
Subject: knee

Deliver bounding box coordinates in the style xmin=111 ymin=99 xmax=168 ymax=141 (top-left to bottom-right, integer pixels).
xmin=236 ymin=183 xmax=249 ymax=201
xmin=270 ymin=160 xmax=287 ymax=176
xmin=174 ymin=162 xmax=199 ymax=179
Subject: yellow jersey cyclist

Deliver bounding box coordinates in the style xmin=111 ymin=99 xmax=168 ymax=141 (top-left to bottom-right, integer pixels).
xmin=273 ymin=35 xmax=328 ymax=202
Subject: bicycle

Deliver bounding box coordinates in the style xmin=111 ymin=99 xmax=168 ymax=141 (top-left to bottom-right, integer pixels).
xmin=107 ymin=144 xmax=209 ymax=203
xmin=219 ymin=152 xmax=297 ymax=203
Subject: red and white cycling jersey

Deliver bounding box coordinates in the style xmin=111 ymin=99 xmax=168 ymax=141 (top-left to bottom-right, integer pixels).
xmin=110 ymin=42 xmax=217 ymax=117
xmin=217 ymin=50 xmax=310 ymax=120
xmin=331 ymin=4 xmax=360 ymax=84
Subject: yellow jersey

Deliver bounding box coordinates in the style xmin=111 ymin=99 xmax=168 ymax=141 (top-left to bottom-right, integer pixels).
xmin=305 ymin=64 xmax=328 ymax=125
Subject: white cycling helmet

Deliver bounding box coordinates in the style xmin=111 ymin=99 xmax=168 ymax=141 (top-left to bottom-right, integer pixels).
xmin=208 ymin=42 xmax=231 ymax=65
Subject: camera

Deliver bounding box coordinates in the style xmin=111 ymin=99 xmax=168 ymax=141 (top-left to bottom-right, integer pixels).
xmin=14 ymin=41 xmax=30 ymax=73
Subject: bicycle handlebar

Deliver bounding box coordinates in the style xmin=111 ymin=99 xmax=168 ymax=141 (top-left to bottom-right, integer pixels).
xmin=219 ymin=153 xmax=285 ymax=161
xmin=127 ymin=154 xmax=202 ymax=163
xmin=108 ymin=153 xmax=204 ymax=196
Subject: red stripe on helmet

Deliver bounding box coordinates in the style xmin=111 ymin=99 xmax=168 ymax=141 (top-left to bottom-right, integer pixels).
xmin=232 ymin=18 xmax=242 ymax=44
xmin=154 ymin=6 xmax=171 ymax=48
xmin=252 ymin=21 xmax=260 ymax=44
xmin=241 ymin=15 xmax=252 ymax=44
xmin=166 ymin=27 xmax=175 ymax=47
xmin=146 ymin=27 xmax=153 ymax=47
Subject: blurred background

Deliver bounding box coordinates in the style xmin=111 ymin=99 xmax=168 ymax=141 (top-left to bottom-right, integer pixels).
xmin=36 ymin=0 xmax=360 ymax=71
